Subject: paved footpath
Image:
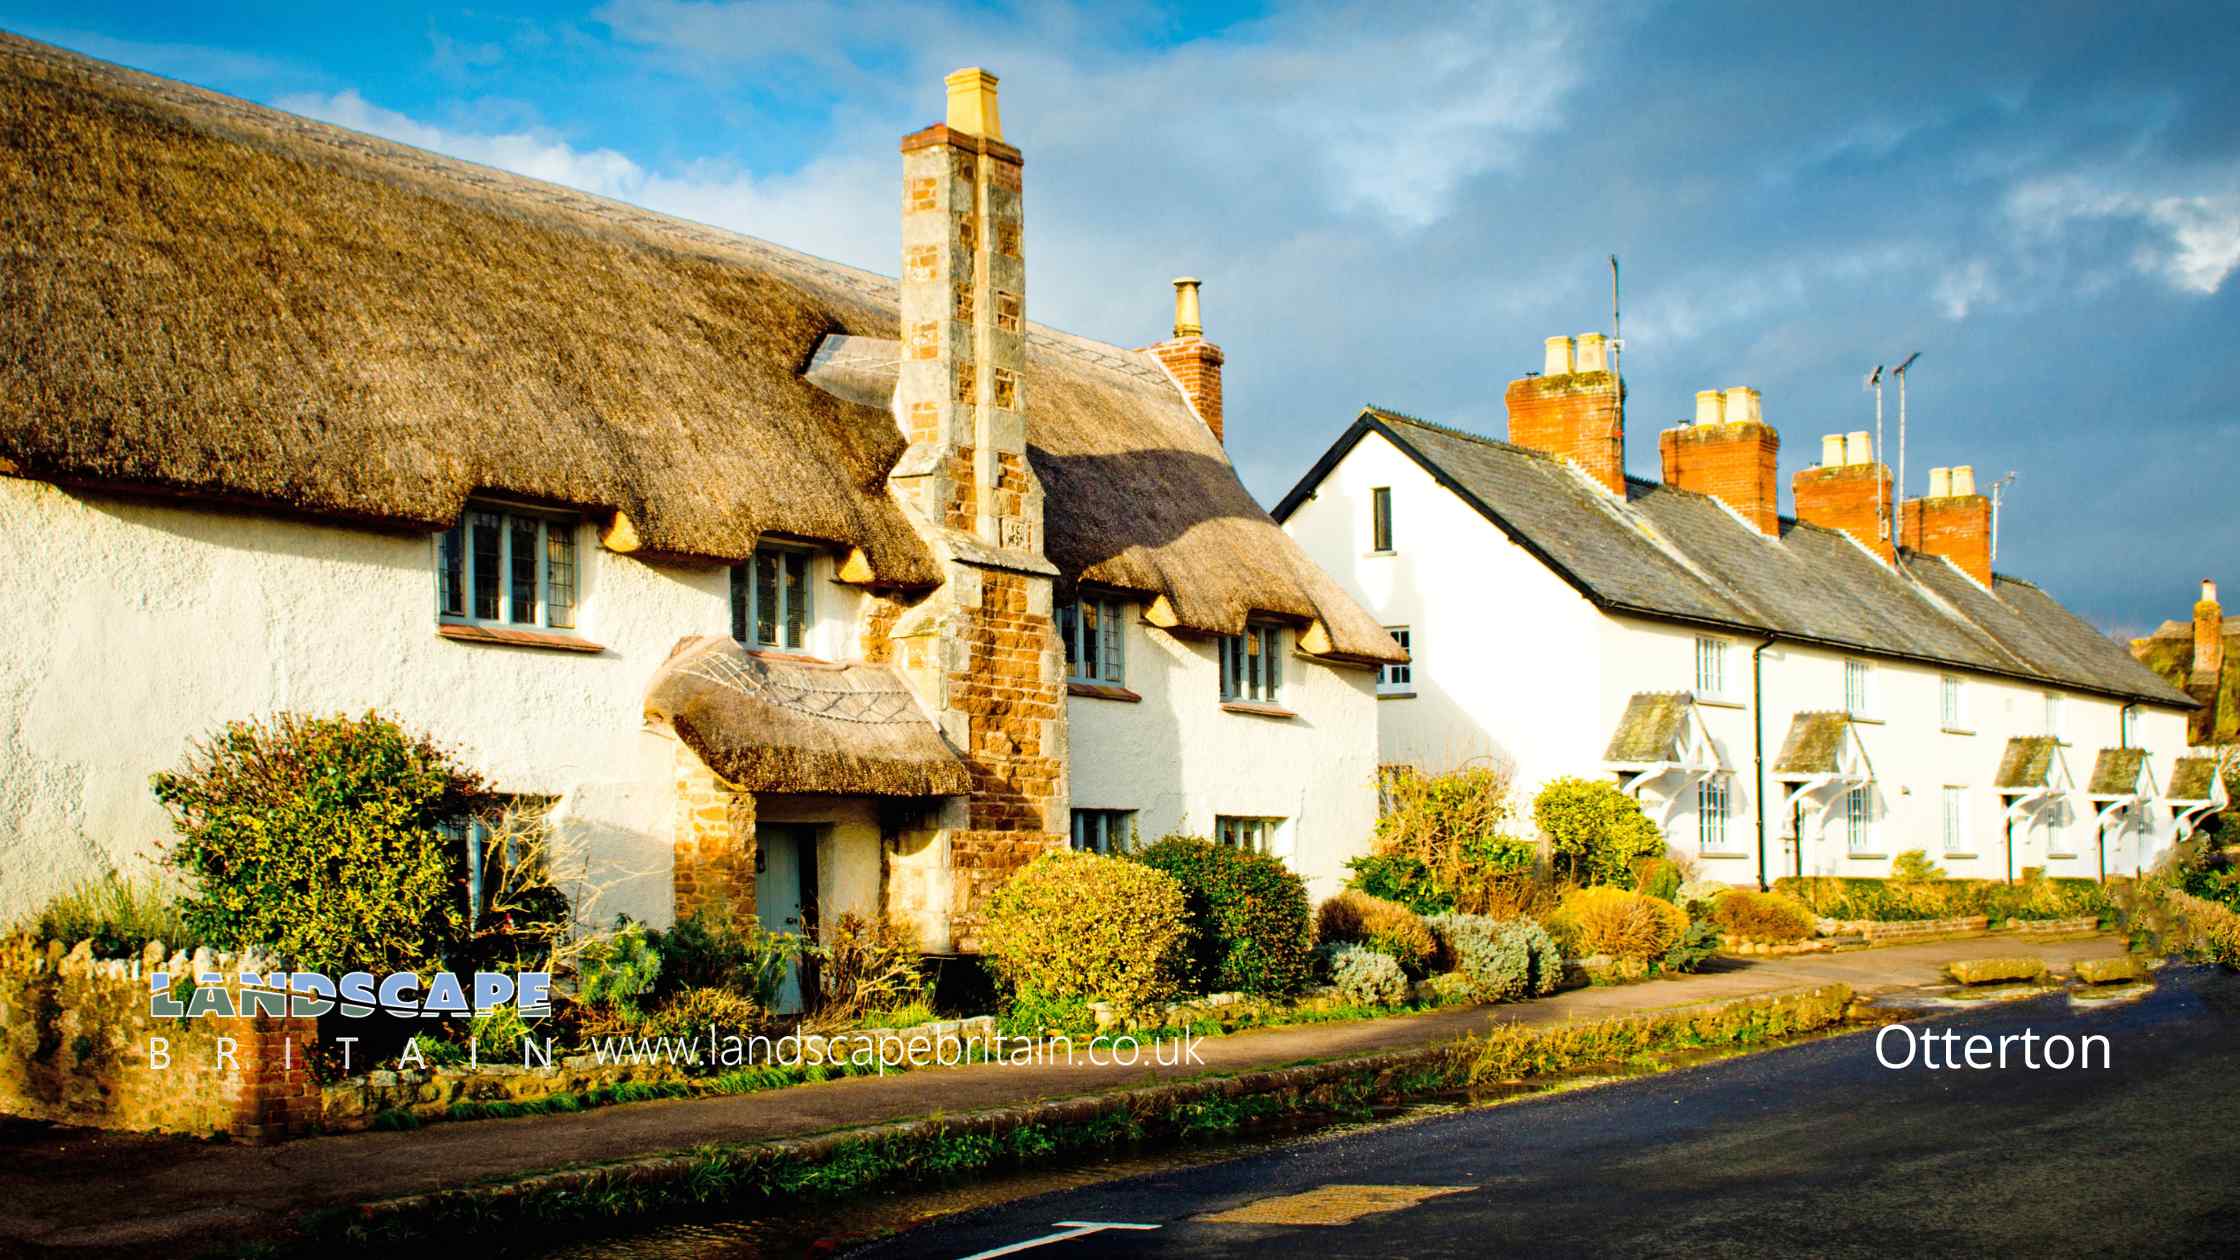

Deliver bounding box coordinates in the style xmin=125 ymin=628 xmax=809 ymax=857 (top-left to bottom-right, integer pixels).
xmin=0 ymin=933 xmax=2124 ymax=1255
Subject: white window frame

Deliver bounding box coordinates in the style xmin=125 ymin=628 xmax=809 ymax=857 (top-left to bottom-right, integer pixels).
xmin=1697 ymin=777 xmax=1733 ymax=851
xmin=1940 ymin=785 xmax=1970 ymax=854
xmin=1058 ymin=594 xmax=1127 ymax=686
xmin=1940 ymin=675 xmax=1967 ymax=730
xmin=1844 ymin=786 xmax=1873 ymax=854
xmin=1378 ymin=626 xmax=1414 ymax=697
xmin=1070 ymin=808 xmax=1134 ymax=854
xmin=2121 ymin=703 xmax=2140 ymax=749
xmin=1215 ymin=815 xmax=1282 ymax=854
xmin=1843 ymin=659 xmax=1873 ymax=718
xmin=733 ymin=544 xmax=816 ymax=651
xmin=1220 ymin=623 xmax=1284 ymax=704
xmin=1370 ymin=486 xmax=1394 ymax=553
xmin=437 ymin=504 xmax=580 ymax=632
xmin=2045 ymin=804 xmax=2076 ymax=858
xmin=2043 ymin=692 xmax=2063 ymax=738
xmin=1694 ymin=636 xmax=1730 ymax=699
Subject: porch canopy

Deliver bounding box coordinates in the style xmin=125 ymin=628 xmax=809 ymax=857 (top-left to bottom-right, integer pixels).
xmin=2084 ymin=747 xmax=2157 ymax=834
xmin=1770 ymin=711 xmax=1873 ymax=827
xmin=1603 ymin=691 xmax=1727 ymax=826
xmin=645 ymin=636 xmax=971 ymax=796
xmin=1994 ymin=736 xmax=2075 ymax=825
xmin=2166 ymin=754 xmax=2230 ymax=839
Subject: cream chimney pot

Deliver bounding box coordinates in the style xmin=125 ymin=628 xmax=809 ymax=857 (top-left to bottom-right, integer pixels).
xmin=1722 ymin=387 xmax=1762 ymax=424
xmin=1694 ymin=390 xmax=1724 ymax=425
xmin=944 ymin=67 xmax=1002 ymax=140
xmin=1844 ymin=430 xmax=1873 ymax=465
xmin=2205 ymin=578 xmax=2220 ymax=605
xmin=1928 ymin=467 xmax=1952 ymax=497
xmin=1575 ymin=333 xmax=1608 ymax=373
xmin=1543 ymin=336 xmax=1576 ymax=376
xmin=1171 ymin=277 xmax=1203 ymax=338
xmin=1951 ymin=465 xmax=1976 ymax=496
xmin=1820 ymin=434 xmax=1845 ymax=466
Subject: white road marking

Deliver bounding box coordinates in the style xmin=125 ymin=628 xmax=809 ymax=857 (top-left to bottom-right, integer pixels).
xmin=955 ymin=1219 xmax=1162 ymax=1258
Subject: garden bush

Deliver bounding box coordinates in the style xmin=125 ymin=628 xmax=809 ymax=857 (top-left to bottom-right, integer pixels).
xmin=1315 ymin=890 xmax=1438 ymax=976
xmin=1777 ymin=874 xmax=2116 ymax=926
xmin=1546 ymin=887 xmax=1686 ymax=963
xmin=24 ymin=871 xmax=202 ymax=954
xmin=816 ymin=912 xmax=923 ymax=1020
xmin=653 ymin=907 xmax=801 ymax=1007
xmin=1322 ymin=944 xmax=1411 ymax=1007
xmin=1370 ymin=764 xmax=1538 ymax=913
xmin=577 ymin=918 xmax=663 ymax=1012
xmin=1630 ymin=857 xmax=1682 ymax=903
xmin=1710 ymin=889 xmax=1817 ymax=943
xmin=647 ymin=985 xmax=766 ymax=1038
xmin=980 ymin=850 xmax=1187 ymax=1010
xmin=1344 ymin=853 xmax=1452 ymax=916
xmin=1660 ymin=918 xmax=1721 ymax=973
xmin=1426 ymin=913 xmax=1561 ymax=1002
xmin=152 ymin=711 xmax=494 ymax=972
xmin=1533 ymin=777 xmax=1665 ymax=886
xmin=1134 ymin=835 xmax=1314 ymax=997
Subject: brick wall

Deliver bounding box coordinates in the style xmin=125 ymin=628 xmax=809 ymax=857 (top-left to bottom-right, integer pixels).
xmin=672 ymin=742 xmax=755 ymax=920
xmin=1793 ymin=462 xmax=1893 ymax=562
xmin=1659 ymin=421 xmax=1780 ymax=534
xmin=947 ymin=570 xmax=1065 ymax=834
xmin=1898 ymin=494 xmax=1992 ymax=586
xmin=1504 ymin=371 xmax=1625 ymax=495
xmin=1149 ymin=335 xmax=1225 ymax=442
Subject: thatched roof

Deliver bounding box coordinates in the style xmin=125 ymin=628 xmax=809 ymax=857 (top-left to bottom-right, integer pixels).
xmin=2086 ymin=747 xmax=2147 ymax=797
xmin=1603 ymin=692 xmax=1692 ymax=765
xmin=2168 ymin=756 xmax=2222 ymax=804
xmin=1994 ymin=736 xmax=2062 ymax=789
xmin=1772 ymin=712 xmax=1852 ymax=775
xmin=644 ymin=637 xmax=970 ymax=796
xmin=0 ymin=33 xmax=1399 ymax=662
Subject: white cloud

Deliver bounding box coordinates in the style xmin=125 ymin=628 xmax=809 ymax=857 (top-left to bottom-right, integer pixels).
xmin=2006 ymin=169 xmax=2240 ymax=297
xmin=1933 ymin=258 xmax=1999 ymax=320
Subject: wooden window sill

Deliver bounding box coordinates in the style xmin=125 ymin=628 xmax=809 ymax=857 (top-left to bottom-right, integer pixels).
xmin=1941 ymin=727 xmax=1976 ymax=736
xmin=1943 ymin=852 xmax=1980 ymax=859
xmin=1377 ymin=691 xmax=1417 ymax=701
xmin=1068 ymin=681 xmax=1142 ymax=703
xmin=1848 ymin=715 xmax=1885 ymax=725
xmin=1699 ymin=850 xmax=1752 ymax=859
xmin=1695 ymin=696 xmax=1746 ymax=710
xmin=1221 ymin=701 xmax=1297 ymax=719
xmin=438 ymin=622 xmax=603 ymax=654
xmin=1846 ymin=853 xmax=1891 ymax=861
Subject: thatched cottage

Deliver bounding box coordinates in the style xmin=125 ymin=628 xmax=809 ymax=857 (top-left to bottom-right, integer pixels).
xmin=0 ymin=33 xmax=1402 ymax=956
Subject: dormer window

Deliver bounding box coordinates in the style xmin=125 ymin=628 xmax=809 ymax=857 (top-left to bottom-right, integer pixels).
xmin=1058 ymin=594 xmax=1126 ymax=685
xmin=437 ymin=504 xmax=579 ymax=630
xmin=1220 ymin=623 xmax=1283 ymax=704
xmin=733 ymin=545 xmax=814 ymax=651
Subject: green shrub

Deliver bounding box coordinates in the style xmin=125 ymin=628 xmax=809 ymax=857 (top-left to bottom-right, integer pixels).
xmin=1315 ymin=890 xmax=1438 ymax=977
xmin=1371 ymin=764 xmax=1536 ymax=912
xmin=25 ymin=872 xmax=202 ymax=955
xmin=1344 ymin=853 xmax=1453 ymax=915
xmin=1631 ymin=857 xmax=1682 ymax=903
xmin=1711 ymin=889 xmax=1817 ymax=943
xmin=1426 ymin=913 xmax=1561 ymax=1001
xmin=996 ymin=991 xmax=1098 ymax=1038
xmin=151 ymin=712 xmax=493 ymax=972
xmin=653 ymin=908 xmax=802 ymax=1009
xmin=1134 ymin=835 xmax=1314 ymax=997
xmin=1660 ymin=918 xmax=1721 ymax=973
xmin=1546 ymin=887 xmax=1685 ymax=963
xmin=468 ymin=1005 xmax=534 ymax=1061
xmin=1891 ymin=849 xmax=1946 ymax=881
xmin=1533 ymin=777 xmax=1665 ymax=886
xmin=578 ymin=919 xmax=663 ymax=1012
xmin=1779 ymin=874 xmax=2116 ymax=927
xmin=816 ymin=912 xmax=923 ymax=1020
xmin=647 ymin=985 xmax=765 ymax=1039
xmin=981 ymin=851 xmax=1187 ymax=1011
xmin=1322 ymin=944 xmax=1410 ymax=1007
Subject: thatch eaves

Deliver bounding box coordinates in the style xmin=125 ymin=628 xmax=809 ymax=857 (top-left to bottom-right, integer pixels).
xmin=1603 ymin=692 xmax=1692 ymax=765
xmin=2086 ymin=747 xmax=2148 ymax=797
xmin=1772 ymin=711 xmax=1851 ymax=775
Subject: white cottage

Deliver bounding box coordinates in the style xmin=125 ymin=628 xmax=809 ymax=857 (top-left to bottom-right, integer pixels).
xmin=1277 ymin=332 xmax=2203 ymax=885
xmin=0 ymin=35 xmax=1401 ymax=942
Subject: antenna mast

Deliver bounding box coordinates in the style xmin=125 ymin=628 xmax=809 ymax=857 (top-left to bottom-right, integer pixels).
xmin=1892 ymin=351 xmax=1920 ymax=546
xmin=1866 ymin=364 xmax=1885 ymax=543
xmin=1609 ymin=254 xmax=1624 ymax=435
xmin=1988 ymin=471 xmax=2018 ymax=565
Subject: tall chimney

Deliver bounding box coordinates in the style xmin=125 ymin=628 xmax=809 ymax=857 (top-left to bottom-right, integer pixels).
xmin=888 ymin=67 xmax=1067 ymax=953
xmin=1658 ymin=386 xmax=1781 ymax=535
xmin=2194 ymin=578 xmax=2225 ymax=697
xmin=1793 ymin=431 xmax=1893 ymax=563
xmin=1898 ymin=463 xmax=1992 ymax=586
xmin=1147 ymin=277 xmax=1226 ymax=442
xmin=1505 ymin=333 xmax=1625 ymax=495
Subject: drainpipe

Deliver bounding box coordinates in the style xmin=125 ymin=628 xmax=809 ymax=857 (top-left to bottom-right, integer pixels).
xmin=1752 ymin=634 xmax=1777 ymax=891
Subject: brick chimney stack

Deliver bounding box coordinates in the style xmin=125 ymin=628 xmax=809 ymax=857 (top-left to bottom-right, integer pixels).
xmin=1147 ymin=277 xmax=1226 ymax=442
xmin=2194 ymin=578 xmax=2224 ymax=696
xmin=1658 ymin=386 xmax=1781 ymax=535
xmin=1898 ymin=463 xmax=1993 ymax=587
xmin=1793 ymin=430 xmax=1893 ymax=563
xmin=1505 ymin=333 xmax=1625 ymax=495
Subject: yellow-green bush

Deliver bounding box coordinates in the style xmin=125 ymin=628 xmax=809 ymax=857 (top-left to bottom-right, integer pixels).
xmin=1546 ymin=887 xmax=1685 ymax=962
xmin=646 ymin=985 xmax=766 ymax=1038
xmin=1710 ymin=888 xmax=1818 ymax=943
xmin=1315 ymin=890 xmax=1438 ymax=976
xmin=981 ymin=851 xmax=1187 ymax=1010
xmin=1533 ymin=777 xmax=1666 ymax=885
xmin=1472 ymin=983 xmax=1853 ymax=1082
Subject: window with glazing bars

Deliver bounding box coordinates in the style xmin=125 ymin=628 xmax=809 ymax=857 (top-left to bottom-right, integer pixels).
xmin=1371 ymin=487 xmax=1393 ymax=552
xmin=437 ymin=507 xmax=578 ymax=630
xmin=1843 ymin=659 xmax=1872 ymax=716
xmin=1058 ymin=595 xmax=1126 ymax=685
xmin=1378 ymin=627 xmax=1413 ymax=695
xmin=732 ymin=546 xmax=814 ymax=650
xmin=1697 ymin=779 xmax=1730 ymax=850
xmin=1694 ymin=637 xmax=1727 ymax=697
xmin=1220 ymin=624 xmax=1283 ymax=702
xmin=1940 ymin=675 xmax=1964 ymax=728
xmin=1216 ymin=815 xmax=1280 ymax=854
xmin=1941 ymin=786 xmax=1967 ymax=853
xmin=1070 ymin=809 xmax=1133 ymax=854
xmin=1844 ymin=786 xmax=1872 ymax=852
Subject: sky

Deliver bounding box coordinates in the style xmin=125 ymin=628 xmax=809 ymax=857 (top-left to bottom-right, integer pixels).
xmin=8 ymin=1 xmax=2238 ymax=638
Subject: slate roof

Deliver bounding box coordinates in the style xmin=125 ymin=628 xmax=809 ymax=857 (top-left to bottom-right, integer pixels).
xmin=1772 ymin=713 xmax=1853 ymax=775
xmin=1603 ymin=692 xmax=1693 ymax=764
xmin=2168 ymin=756 xmax=2223 ymax=804
xmin=1994 ymin=737 xmax=2063 ymax=789
xmin=2086 ymin=748 xmax=2148 ymax=797
xmin=1273 ymin=409 xmax=2195 ymax=708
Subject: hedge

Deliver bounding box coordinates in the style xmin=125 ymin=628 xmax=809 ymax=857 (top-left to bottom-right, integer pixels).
xmin=981 ymin=851 xmax=1187 ymax=1010
xmin=1774 ymin=875 xmax=2115 ymax=925
xmin=1133 ymin=835 xmax=1314 ymax=997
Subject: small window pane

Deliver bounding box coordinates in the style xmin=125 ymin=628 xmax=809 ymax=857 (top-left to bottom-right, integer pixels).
xmin=1058 ymin=603 xmax=1078 ymax=673
xmin=783 ymin=551 xmax=810 ymax=649
xmin=470 ymin=512 xmax=503 ymax=621
xmin=730 ymin=565 xmax=750 ymax=642
xmin=1379 ymin=627 xmax=1412 ymax=695
xmin=438 ymin=525 xmax=466 ymax=617
xmin=754 ymin=552 xmax=780 ymax=646
xmin=1371 ymin=487 xmax=1393 ymax=552
xmin=1080 ymin=599 xmax=1101 ymax=680
xmin=507 ymin=517 xmax=541 ymax=625
xmin=545 ymin=524 xmax=577 ymax=629
xmin=1100 ymin=601 xmax=1124 ymax=683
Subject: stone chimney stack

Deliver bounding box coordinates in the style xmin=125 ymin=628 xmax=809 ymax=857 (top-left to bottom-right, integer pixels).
xmin=1898 ymin=463 xmax=1993 ymax=587
xmin=1505 ymin=333 xmax=1625 ymax=495
xmin=2195 ymin=578 xmax=2225 ymax=696
xmin=1147 ymin=277 xmax=1226 ymax=442
xmin=1658 ymin=386 xmax=1781 ymax=535
xmin=1793 ymin=430 xmax=1893 ymax=563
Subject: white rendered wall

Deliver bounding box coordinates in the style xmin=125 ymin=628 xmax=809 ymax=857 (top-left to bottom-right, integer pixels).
xmin=1064 ymin=614 xmax=1381 ymax=903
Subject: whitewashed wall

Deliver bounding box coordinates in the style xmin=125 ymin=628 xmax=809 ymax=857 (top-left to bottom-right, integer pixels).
xmin=1065 ymin=614 xmax=1381 ymax=903
xmin=1283 ymin=429 xmax=2198 ymax=886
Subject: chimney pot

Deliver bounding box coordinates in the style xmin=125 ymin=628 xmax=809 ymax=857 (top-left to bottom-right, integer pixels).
xmin=943 ymin=67 xmax=1002 ymax=139
xmin=1844 ymin=430 xmax=1873 ymax=465
xmin=1661 ymin=387 xmax=1780 ymax=534
xmin=1147 ymin=279 xmax=1224 ymax=442
xmin=1508 ymin=335 xmax=1624 ymax=495
xmin=1820 ymin=434 xmax=1845 ymax=466
xmin=1722 ymin=386 xmax=1762 ymax=424
xmin=1543 ymin=336 xmax=1576 ymax=377
xmin=1950 ymin=464 xmax=1976 ymax=496
xmin=1575 ymin=333 xmax=1608 ymax=373
xmin=1928 ymin=467 xmax=1952 ymax=498
xmin=2205 ymin=578 xmax=2220 ymax=606
xmin=1694 ymin=390 xmax=1724 ymax=425
xmin=1171 ymin=277 xmax=1203 ymax=338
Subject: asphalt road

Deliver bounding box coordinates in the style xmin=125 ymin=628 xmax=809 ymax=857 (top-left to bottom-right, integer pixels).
xmin=849 ymin=967 xmax=2240 ymax=1259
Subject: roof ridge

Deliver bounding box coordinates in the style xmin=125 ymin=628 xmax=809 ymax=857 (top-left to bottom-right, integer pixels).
xmin=1366 ymin=406 xmax=1552 ymax=460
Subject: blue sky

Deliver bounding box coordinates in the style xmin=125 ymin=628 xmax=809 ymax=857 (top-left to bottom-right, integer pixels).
xmin=8 ymin=1 xmax=2238 ymax=637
